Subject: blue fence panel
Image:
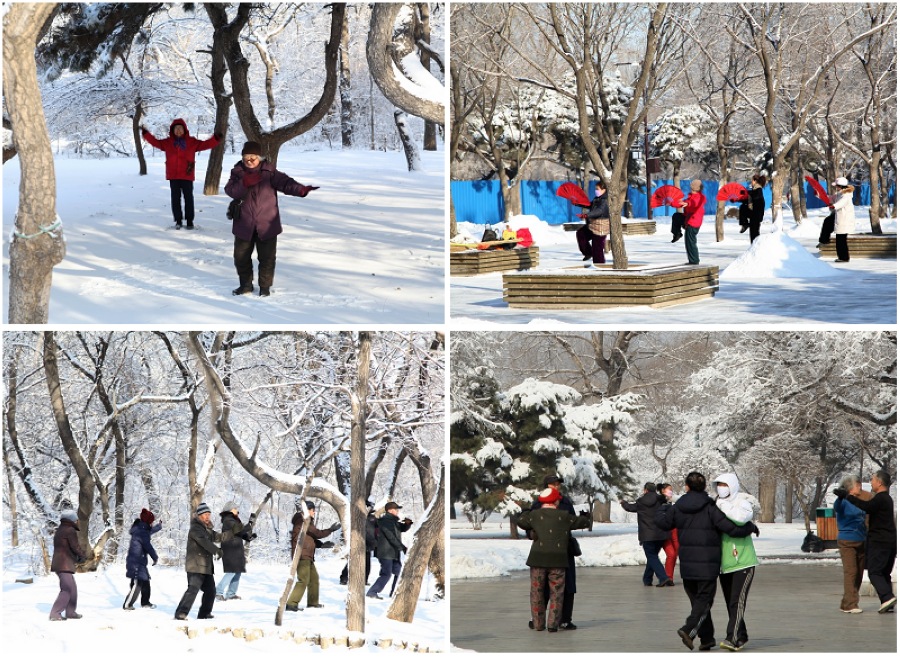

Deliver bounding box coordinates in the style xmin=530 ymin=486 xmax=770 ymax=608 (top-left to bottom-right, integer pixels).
xmin=450 ymin=180 xmax=504 ymax=225
xmin=521 ymin=180 xmax=580 ymax=225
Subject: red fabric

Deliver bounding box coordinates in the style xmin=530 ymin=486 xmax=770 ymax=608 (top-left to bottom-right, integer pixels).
xmin=805 ymin=176 xmax=831 ymax=204
xmin=651 ymin=185 xmax=684 ymax=209
xmin=538 ymin=487 xmax=561 ymax=504
xmin=556 ymin=182 xmax=591 ymax=208
xmin=683 ymin=192 xmax=707 ymax=228
xmin=142 ymin=119 xmax=220 ymax=181
xmin=716 ymin=182 xmax=749 ymax=202
xmin=662 ymin=528 xmax=679 ymax=579
xmin=140 ymin=509 xmax=155 ymax=525
xmin=515 ymin=228 xmax=534 ymax=248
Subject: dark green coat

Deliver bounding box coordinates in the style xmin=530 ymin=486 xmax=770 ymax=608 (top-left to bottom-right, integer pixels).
xmin=184 ymin=517 xmax=235 ymax=574
xmin=375 ymin=513 xmax=412 ymax=561
xmin=516 ymin=508 xmax=590 ymax=568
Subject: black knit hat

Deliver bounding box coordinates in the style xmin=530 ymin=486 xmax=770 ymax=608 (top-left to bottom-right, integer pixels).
xmin=242 ymin=141 xmax=263 ymax=156
xmin=195 ymin=502 xmax=211 ymax=515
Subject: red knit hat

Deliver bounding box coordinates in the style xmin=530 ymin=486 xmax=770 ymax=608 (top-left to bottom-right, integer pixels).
xmin=140 ymin=508 xmax=155 ymax=525
xmin=538 ymin=487 xmax=561 ymax=504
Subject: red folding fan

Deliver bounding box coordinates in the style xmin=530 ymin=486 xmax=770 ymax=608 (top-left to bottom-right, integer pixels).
xmin=805 ymin=176 xmax=831 ymax=204
xmin=716 ymin=182 xmax=749 ymax=202
xmin=650 ymin=184 xmax=684 ymax=209
xmin=556 ymin=182 xmax=591 ymax=208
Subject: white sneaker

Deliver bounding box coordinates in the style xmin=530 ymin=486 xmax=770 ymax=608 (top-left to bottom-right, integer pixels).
xmin=878 ymin=597 xmax=897 ymax=613
xmin=841 ymin=607 xmax=863 ymax=614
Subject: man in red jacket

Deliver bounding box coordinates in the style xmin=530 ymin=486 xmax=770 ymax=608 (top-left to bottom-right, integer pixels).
xmin=141 ymin=119 xmax=222 ymax=230
xmin=678 ymin=180 xmax=707 ymax=265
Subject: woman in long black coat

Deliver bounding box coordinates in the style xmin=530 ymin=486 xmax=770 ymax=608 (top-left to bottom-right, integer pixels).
xmin=739 ymin=175 xmax=767 ymax=243
xmin=216 ymin=504 xmax=255 ymax=600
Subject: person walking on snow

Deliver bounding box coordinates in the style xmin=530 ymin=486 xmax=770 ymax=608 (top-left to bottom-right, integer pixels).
xmin=224 ymin=141 xmax=319 ymax=297
xmin=216 ymin=503 xmax=257 ymax=601
xmin=141 ymin=119 xmax=222 ymax=230
xmin=677 ymin=180 xmax=707 ymax=265
xmin=367 ymin=502 xmax=413 ymax=600
xmin=620 ymin=482 xmax=673 ymax=587
xmin=286 ymin=500 xmax=340 ymax=611
xmin=123 ymin=508 xmax=162 ymax=610
xmin=655 ymin=472 xmax=759 ymax=652
xmin=50 ymin=509 xmax=87 ymax=621
xmin=713 ymin=473 xmax=759 ymax=651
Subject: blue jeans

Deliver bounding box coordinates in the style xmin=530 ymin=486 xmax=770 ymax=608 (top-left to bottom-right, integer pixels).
xmin=367 ymin=558 xmax=401 ymax=596
xmin=641 ymin=540 xmax=669 ymax=584
xmin=216 ymin=572 xmax=242 ymax=598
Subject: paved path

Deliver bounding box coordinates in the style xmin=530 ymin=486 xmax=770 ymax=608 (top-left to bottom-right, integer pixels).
xmin=451 ymin=563 xmax=896 ymax=652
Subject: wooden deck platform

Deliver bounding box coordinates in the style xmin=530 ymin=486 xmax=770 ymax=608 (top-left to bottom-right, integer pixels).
xmin=450 ymin=246 xmax=540 ymax=276
xmin=818 ymin=233 xmax=896 ymax=258
xmin=562 ymin=221 xmax=657 ymax=235
xmin=503 ymin=263 xmax=719 ymax=309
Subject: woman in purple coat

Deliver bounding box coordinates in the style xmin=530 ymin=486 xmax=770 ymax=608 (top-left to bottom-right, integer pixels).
xmin=224 ymin=142 xmax=318 ymax=297
xmin=50 ymin=509 xmax=87 ymax=621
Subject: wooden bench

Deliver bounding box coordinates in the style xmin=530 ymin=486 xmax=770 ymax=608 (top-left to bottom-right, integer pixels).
xmin=818 ymin=233 xmax=897 ymax=258
xmin=451 ymin=246 xmax=540 ymax=276
xmin=562 ymin=221 xmax=657 ymax=235
xmin=503 ymin=264 xmax=719 ymax=309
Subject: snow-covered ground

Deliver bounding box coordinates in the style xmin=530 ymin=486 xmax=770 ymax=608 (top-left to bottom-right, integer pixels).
xmin=2 ymin=148 xmax=444 ymax=324
xmin=451 ymin=207 xmax=897 ymax=325
xmin=450 ymin=515 xmax=852 ymax=582
xmin=1 ymin=554 xmax=446 ymax=653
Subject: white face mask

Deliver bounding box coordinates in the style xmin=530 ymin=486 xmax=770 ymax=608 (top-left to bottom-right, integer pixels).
xmin=717 ymin=485 xmax=730 ymax=499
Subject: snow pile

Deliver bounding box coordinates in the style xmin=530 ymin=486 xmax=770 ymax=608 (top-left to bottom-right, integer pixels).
xmin=721 ymin=230 xmax=842 ymax=279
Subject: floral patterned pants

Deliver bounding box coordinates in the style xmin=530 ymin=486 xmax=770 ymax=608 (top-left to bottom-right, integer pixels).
xmin=530 ymin=567 xmax=566 ymax=631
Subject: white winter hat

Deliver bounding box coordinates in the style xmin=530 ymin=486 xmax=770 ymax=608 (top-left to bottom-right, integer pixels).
xmin=833 ymin=176 xmax=849 ymax=187
xmin=60 ymin=509 xmax=78 ymax=523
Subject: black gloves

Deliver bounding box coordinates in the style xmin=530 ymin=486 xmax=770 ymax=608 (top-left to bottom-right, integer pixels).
xmin=833 ymin=487 xmax=849 ymax=499
xmin=249 ymin=512 xmax=257 ymax=523
xmin=748 ymin=522 xmax=760 ymax=537
xmin=319 ymin=541 xmax=335 ymax=549
xmin=328 ymin=522 xmax=341 ymax=533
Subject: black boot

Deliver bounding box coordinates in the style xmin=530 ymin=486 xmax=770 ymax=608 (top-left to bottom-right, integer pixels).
xmin=259 ymin=287 xmax=271 ymax=297
xmin=232 ymin=283 xmax=254 ymax=296
xmin=671 ymin=233 xmax=683 ymax=243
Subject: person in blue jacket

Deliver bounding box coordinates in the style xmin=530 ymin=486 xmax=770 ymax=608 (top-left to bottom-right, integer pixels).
xmin=123 ymin=508 xmax=162 ymax=609
xmin=833 ymin=474 xmax=870 ymax=614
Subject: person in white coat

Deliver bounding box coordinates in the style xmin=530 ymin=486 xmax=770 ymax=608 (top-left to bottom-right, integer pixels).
xmin=713 ymin=473 xmax=759 ymax=652
xmin=829 ymin=177 xmax=856 ymax=263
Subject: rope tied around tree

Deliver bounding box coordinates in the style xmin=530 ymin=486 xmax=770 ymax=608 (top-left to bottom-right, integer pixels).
xmin=12 ymin=215 xmax=62 ymax=240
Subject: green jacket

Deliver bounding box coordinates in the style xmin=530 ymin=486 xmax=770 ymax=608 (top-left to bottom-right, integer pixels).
xmin=516 ymin=508 xmax=590 ymax=569
xmin=719 ymin=523 xmax=759 ymax=574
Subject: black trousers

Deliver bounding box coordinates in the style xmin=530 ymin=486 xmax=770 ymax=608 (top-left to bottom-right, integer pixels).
xmin=124 ymin=577 xmax=152 ymax=608
xmin=866 ymin=540 xmax=897 ymax=603
xmin=835 ymin=233 xmax=850 ymax=261
xmin=749 ymin=221 xmax=761 ymax=243
xmin=175 ymin=572 xmax=216 ymax=619
xmin=681 ymin=578 xmax=717 ymax=644
xmin=340 ymin=549 xmax=374 ymax=584
xmin=818 ymin=211 xmax=835 ymax=244
xmin=719 ymin=567 xmax=754 ymax=644
xmin=234 ymin=232 xmax=278 ymax=288
xmin=169 ymin=180 xmax=194 ymax=224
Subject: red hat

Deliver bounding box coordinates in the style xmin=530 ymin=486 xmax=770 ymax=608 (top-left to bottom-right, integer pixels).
xmin=140 ymin=508 xmax=155 ymax=525
xmin=538 ymin=487 xmax=562 ymax=504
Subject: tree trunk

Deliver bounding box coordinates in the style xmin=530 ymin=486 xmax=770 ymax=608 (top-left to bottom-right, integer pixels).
xmin=715 ymin=123 xmax=729 ymax=242
xmin=339 ymin=9 xmax=353 ymax=149
xmin=594 ymin=500 xmax=611 ymax=523
xmin=133 ymin=99 xmax=147 ymax=176
xmin=347 ymin=332 xmax=371 ymax=633
xmin=788 ymin=145 xmax=804 ymax=224
xmin=4 ymin=3 xmax=66 ymax=324
xmin=450 ymin=193 xmax=458 ymax=239
xmin=509 ymin=517 xmax=519 ymax=539
xmin=3 ymin=444 xmax=18 ymax=547
xmin=784 ymin=480 xmax=793 ymax=523
xmin=386 ymin=467 xmax=445 ymax=623
xmin=202 ymin=10 xmax=234 ymax=196
xmin=417 ymin=3 xmax=437 ymax=151
xmin=394 ymin=110 xmax=421 ymax=171
xmin=869 ymin=147 xmax=883 ymax=233
xmin=501 ymin=180 xmax=522 ymax=220
xmin=758 ymin=470 xmax=776 ymax=523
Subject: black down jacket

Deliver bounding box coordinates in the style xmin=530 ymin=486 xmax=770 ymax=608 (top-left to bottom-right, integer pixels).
xmin=655 ymin=490 xmax=755 ymax=580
